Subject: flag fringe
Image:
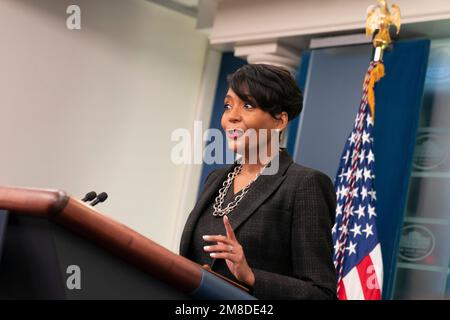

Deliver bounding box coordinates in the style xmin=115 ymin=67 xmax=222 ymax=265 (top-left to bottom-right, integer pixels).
xmin=367 ymin=63 xmax=385 ymax=122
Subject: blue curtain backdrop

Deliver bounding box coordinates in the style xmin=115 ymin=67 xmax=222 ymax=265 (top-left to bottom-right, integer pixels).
xmin=372 ymin=40 xmax=430 ymax=298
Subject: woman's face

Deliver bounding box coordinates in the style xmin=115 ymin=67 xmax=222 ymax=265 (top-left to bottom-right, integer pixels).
xmin=221 ymin=88 xmax=288 ymax=157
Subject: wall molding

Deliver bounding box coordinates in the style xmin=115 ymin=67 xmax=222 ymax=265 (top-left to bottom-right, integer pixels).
xmin=205 ymin=0 xmax=450 ymax=51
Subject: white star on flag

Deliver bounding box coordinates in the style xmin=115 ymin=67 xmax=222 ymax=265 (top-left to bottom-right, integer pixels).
xmin=362 ymin=223 xmax=374 ymax=239
xmin=361 ymin=186 xmax=368 ymax=201
xmin=355 ymin=205 xmax=365 ymax=219
xmin=363 ymin=168 xmax=373 ymax=181
xmin=346 ymin=241 xmax=357 ymax=256
xmin=368 ymin=204 xmax=377 ymax=219
xmin=350 ymin=223 xmax=362 ymax=238
xmin=367 ymin=150 xmax=375 ymax=164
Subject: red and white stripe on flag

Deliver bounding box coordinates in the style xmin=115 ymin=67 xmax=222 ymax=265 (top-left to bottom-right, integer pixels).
xmin=338 ymin=244 xmax=383 ymax=300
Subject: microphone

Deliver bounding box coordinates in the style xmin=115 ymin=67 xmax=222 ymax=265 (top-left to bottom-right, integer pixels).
xmin=81 ymin=191 xmax=97 ymax=202
xmin=90 ymin=192 xmax=108 ymax=207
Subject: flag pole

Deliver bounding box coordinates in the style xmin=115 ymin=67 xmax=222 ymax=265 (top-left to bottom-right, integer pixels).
xmin=365 ymin=0 xmax=402 ymax=121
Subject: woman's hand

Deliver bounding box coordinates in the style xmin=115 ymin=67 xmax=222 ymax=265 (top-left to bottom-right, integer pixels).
xmin=203 ymin=215 xmax=255 ymax=287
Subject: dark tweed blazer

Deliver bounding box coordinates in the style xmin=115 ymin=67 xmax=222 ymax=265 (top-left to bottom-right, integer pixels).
xmin=180 ymin=149 xmax=337 ymax=300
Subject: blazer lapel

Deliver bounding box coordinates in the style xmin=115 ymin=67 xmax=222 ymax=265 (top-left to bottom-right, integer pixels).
xmin=228 ymin=150 xmax=293 ymax=232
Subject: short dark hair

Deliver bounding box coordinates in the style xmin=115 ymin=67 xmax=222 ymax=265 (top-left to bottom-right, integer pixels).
xmin=227 ymin=64 xmax=303 ymax=121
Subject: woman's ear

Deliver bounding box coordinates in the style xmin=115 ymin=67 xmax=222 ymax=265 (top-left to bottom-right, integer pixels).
xmin=276 ymin=112 xmax=289 ymax=131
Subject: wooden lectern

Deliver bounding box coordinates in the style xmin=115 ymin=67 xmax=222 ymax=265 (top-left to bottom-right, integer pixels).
xmin=0 ymin=186 xmax=255 ymax=300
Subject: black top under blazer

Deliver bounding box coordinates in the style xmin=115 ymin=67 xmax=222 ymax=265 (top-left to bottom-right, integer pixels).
xmin=179 ymin=149 xmax=337 ymax=299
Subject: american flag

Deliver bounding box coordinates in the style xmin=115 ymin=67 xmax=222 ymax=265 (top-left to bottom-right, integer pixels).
xmin=332 ymin=61 xmax=384 ymax=300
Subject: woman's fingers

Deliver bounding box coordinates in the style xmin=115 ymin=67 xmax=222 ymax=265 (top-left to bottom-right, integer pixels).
xmin=223 ymin=215 xmax=237 ymax=241
xmin=203 ymin=244 xmax=234 ymax=253
xmin=209 ymin=252 xmax=237 ymax=262
xmin=202 ymin=234 xmax=232 ymax=244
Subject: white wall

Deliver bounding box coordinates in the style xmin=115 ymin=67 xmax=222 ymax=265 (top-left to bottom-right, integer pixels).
xmin=0 ymin=0 xmax=214 ymax=251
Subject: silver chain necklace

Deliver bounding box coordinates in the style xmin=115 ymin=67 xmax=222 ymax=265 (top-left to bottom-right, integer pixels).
xmin=212 ymin=164 xmax=264 ymax=217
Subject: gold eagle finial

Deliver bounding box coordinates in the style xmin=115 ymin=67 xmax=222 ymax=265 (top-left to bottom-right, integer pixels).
xmin=366 ymin=0 xmax=401 ymax=50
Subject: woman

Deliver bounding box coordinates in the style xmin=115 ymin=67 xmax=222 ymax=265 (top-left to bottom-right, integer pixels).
xmin=180 ymin=64 xmax=337 ymax=299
